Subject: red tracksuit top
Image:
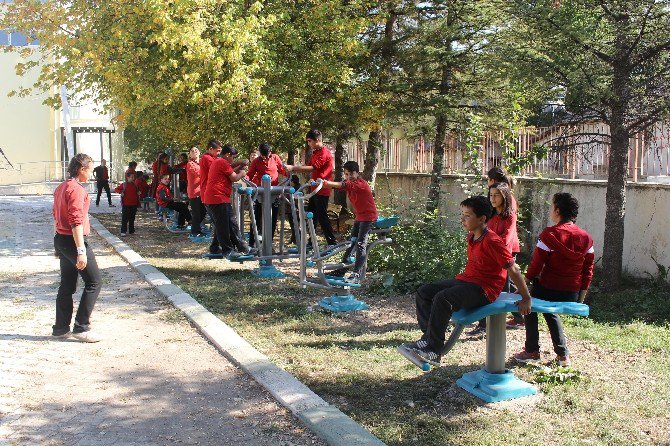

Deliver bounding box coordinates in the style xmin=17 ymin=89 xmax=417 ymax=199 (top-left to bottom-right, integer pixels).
xmin=526 ymin=222 xmax=595 ymax=292
xmin=114 ymin=181 xmax=140 ymax=206
xmin=53 ymin=178 xmax=91 ymax=236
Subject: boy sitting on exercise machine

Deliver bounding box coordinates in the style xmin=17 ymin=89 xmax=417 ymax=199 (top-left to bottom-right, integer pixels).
xmin=319 ymin=161 xmax=378 ymax=284
xmin=402 ymin=196 xmax=532 ymax=367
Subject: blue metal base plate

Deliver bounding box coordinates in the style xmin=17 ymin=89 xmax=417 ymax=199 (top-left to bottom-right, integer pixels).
xmin=252 ymin=265 xmax=286 ymax=278
xmin=456 ymin=368 xmax=537 ymax=403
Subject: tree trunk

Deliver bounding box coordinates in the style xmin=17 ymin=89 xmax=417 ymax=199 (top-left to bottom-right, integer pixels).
xmin=426 ymin=114 xmax=447 ymax=214
xmin=602 ymin=22 xmax=632 ymax=292
xmin=426 ymin=63 xmax=452 ymax=214
xmin=287 ymin=147 xmax=295 ymax=165
xmin=334 ymin=139 xmax=347 ymax=207
xmin=363 ymin=130 xmax=382 ymax=187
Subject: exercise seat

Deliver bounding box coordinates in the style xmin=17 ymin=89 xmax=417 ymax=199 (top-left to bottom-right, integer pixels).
xmin=447 ymin=292 xmax=589 ymax=403
xmin=373 ymin=215 xmax=400 ymax=229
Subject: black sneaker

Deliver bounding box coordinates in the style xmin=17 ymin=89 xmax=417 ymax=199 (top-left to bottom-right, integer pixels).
xmin=402 ymin=339 xmax=429 ymax=351
xmin=467 ymin=323 xmax=486 ymax=337
xmin=414 ymin=346 xmax=441 ymax=367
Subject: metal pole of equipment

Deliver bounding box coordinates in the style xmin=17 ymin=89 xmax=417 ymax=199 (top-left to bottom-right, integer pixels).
xmin=485 ymin=314 xmax=507 ymax=374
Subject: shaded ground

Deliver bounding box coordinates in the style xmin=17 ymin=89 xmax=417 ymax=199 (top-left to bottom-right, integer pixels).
xmin=0 ymin=195 xmax=324 ymax=446
xmin=95 ymin=208 xmax=670 ymax=446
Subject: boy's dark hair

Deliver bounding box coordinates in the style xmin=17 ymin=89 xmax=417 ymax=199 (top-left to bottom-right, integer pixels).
xmin=306 ymin=129 xmax=322 ymax=141
xmin=489 ymin=182 xmax=513 ymax=219
xmin=460 ymin=195 xmax=494 ymax=222
xmin=207 ymin=139 xmax=222 ymax=149
xmin=343 ymin=160 xmax=359 ymax=173
xmin=128 ymin=161 xmax=137 ymax=168
xmin=179 ymin=153 xmax=188 ymax=161
xmin=125 ymin=171 xmax=136 ymax=179
xmin=259 ymin=143 xmax=271 ymax=157
xmin=487 ymin=166 xmax=514 ymax=188
xmin=136 ymin=171 xmax=144 ymax=179
xmin=221 ymin=144 xmax=238 ymax=156
xmin=157 ymin=152 xmax=169 ymax=163
xmin=553 ymin=192 xmax=579 ymax=222
xmin=67 ymin=153 xmax=94 ymax=178
xmin=290 ymin=175 xmax=300 ymax=186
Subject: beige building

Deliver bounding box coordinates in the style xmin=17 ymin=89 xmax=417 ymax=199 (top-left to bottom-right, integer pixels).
xmin=0 ymin=31 xmax=124 ymax=189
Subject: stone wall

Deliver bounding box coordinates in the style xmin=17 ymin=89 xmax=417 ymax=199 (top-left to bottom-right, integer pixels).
xmin=374 ymin=172 xmax=670 ymax=280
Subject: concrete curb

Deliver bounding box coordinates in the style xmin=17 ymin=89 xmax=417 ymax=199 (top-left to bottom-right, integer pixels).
xmin=89 ymin=216 xmax=387 ymax=446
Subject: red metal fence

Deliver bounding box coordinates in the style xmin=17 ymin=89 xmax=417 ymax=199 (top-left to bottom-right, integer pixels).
xmin=340 ymin=122 xmax=670 ymax=182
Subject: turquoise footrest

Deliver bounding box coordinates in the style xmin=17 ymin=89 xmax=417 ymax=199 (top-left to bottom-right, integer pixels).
xmin=452 ymin=292 xmax=589 ymax=326
xmin=373 ymin=215 xmax=399 ymax=229
xmin=456 ymin=368 xmax=537 ymax=403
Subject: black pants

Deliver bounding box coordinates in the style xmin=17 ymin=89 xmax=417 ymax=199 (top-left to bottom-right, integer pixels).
xmin=166 ymin=201 xmax=191 ymax=227
xmin=204 ymin=205 xmax=221 ymax=253
xmin=53 ymin=234 xmax=102 ymax=335
xmin=121 ymin=205 xmax=137 ymax=234
xmin=96 ymin=180 xmax=112 ymax=205
xmin=249 ymin=201 xmax=279 ymax=247
xmin=524 ymin=283 xmax=578 ymax=357
xmin=416 ymin=279 xmax=489 ymax=352
xmin=307 ymin=194 xmax=337 ymax=246
xmin=342 ymin=220 xmax=374 ymax=275
xmin=208 ymin=203 xmax=248 ymax=255
xmin=189 ymin=197 xmax=206 ymax=235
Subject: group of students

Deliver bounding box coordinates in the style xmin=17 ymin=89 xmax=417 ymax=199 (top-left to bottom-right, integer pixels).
xmin=404 ymin=167 xmax=594 ymax=368
xmin=176 ymin=130 xmax=379 ymax=285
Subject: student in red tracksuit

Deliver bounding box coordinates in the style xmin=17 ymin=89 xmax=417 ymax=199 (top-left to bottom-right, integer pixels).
xmin=203 ymin=144 xmax=254 ymax=258
xmin=156 ymin=174 xmax=192 ymax=228
xmin=186 ymin=146 xmax=206 ymax=236
xmin=513 ymin=192 xmax=594 ymax=367
xmin=125 ymin=161 xmax=137 ymax=178
xmin=201 ymin=139 xmax=223 ymax=254
xmin=150 ymin=152 xmax=171 ymax=200
xmin=285 ymin=129 xmax=337 ymax=248
xmin=401 ymin=196 xmax=532 ymax=367
xmin=114 ymin=171 xmax=140 ymax=236
xmin=52 ymin=153 xmax=102 ymax=343
xmin=246 ymin=142 xmax=288 ymax=247
xmin=175 ymin=153 xmax=189 ymax=194
xmin=135 ymin=171 xmax=151 ymax=211
xmin=470 ymin=181 xmax=523 ymax=335
xmin=319 ymin=161 xmax=378 ymax=284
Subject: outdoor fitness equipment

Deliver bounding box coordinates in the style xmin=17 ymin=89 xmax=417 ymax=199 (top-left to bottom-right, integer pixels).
xmin=295 ymin=179 xmax=398 ymax=310
xmin=157 ymin=205 xmax=190 ymax=234
xmin=230 ymin=174 xmax=300 ymax=277
xmin=398 ymin=293 xmax=589 ymax=402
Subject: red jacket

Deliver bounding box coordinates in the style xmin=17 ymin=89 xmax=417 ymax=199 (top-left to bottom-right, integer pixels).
xmin=53 ymin=179 xmax=91 ymax=236
xmin=156 ymin=183 xmax=173 ymax=208
xmin=487 ymin=212 xmax=520 ymax=253
xmin=114 ymin=181 xmax=140 ymax=206
xmin=200 ymin=153 xmax=215 ymax=199
xmin=203 ymin=158 xmax=234 ymax=204
xmin=246 ymin=154 xmax=287 ymax=186
xmin=175 ymin=162 xmax=188 ymax=183
xmin=526 ymin=222 xmax=595 ymax=292
xmin=186 ymin=160 xmax=201 ymax=199
xmin=135 ymin=178 xmax=150 ymax=199
xmin=308 ymin=146 xmax=333 ymax=197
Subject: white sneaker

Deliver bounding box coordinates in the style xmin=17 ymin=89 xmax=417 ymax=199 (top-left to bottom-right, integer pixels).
xmin=72 ymin=331 xmax=101 ymax=343
xmin=120 ymin=233 xmax=127 ymax=237
xmin=52 ymin=331 xmax=72 ymax=339
xmin=344 ymin=272 xmax=360 ymax=284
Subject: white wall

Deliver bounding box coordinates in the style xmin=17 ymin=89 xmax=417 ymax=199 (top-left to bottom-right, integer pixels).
xmin=375 ymin=173 xmax=670 ymax=280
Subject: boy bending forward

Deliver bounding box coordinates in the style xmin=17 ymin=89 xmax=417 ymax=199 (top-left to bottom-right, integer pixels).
xmin=403 ymin=196 xmax=532 ymax=366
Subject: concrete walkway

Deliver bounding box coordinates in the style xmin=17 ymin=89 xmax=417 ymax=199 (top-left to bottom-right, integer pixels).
xmin=0 ymin=195 xmax=324 ymax=445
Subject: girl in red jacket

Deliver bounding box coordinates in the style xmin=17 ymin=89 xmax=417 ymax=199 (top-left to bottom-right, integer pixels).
xmin=514 ymin=192 xmax=594 ymax=367
xmin=114 ymin=171 xmax=140 ymax=236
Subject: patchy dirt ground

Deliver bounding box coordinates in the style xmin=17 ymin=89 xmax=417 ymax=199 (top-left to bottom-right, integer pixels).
xmin=93 ymin=206 xmax=670 ymax=446
xmin=0 ymin=195 xmax=324 ymax=446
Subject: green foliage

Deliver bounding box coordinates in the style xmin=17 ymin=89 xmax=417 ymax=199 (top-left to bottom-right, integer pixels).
xmin=459 ymin=112 xmax=485 ymax=196
xmin=530 ymin=364 xmax=582 ymax=387
xmin=367 ymin=211 xmax=467 ymax=293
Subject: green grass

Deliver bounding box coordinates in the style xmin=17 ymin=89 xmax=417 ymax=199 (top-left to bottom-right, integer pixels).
xmin=95 ymin=212 xmax=670 ymax=446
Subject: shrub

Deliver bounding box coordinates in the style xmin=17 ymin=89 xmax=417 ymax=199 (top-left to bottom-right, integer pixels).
xmin=367 ymin=211 xmax=467 ymax=293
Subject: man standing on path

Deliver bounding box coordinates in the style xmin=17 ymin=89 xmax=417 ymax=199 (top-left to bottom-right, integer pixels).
xmin=52 ymin=153 xmax=102 ymax=342
xmin=285 ymin=129 xmax=337 ymax=248
xmin=93 ymin=159 xmax=115 ymax=207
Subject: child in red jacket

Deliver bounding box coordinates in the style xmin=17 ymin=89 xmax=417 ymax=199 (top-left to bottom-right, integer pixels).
xmin=115 ymin=171 xmax=140 ymax=236
xmin=319 ymin=160 xmax=378 ymax=284
xmin=513 ymin=192 xmax=594 ymax=367
xmin=135 ymin=171 xmax=151 ymax=211
xmin=156 ymin=174 xmax=192 ymax=228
